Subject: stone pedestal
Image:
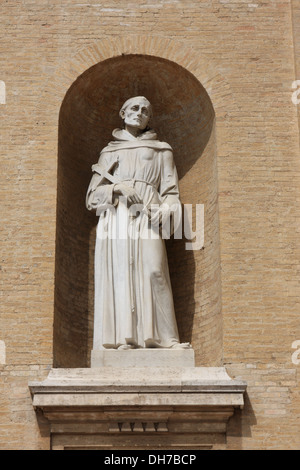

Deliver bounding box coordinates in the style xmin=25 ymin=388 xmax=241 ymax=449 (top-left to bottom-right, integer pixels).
xmin=91 ymin=348 xmax=195 ymax=368
xmin=29 ymin=366 xmax=247 ymax=450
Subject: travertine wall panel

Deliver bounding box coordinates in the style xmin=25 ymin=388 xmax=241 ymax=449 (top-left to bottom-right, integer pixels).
xmin=0 ymin=0 xmax=299 ymax=449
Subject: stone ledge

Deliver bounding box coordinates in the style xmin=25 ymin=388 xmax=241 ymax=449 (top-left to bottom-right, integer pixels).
xmin=30 ymin=366 xmax=246 ymax=396
xmin=29 ymin=367 xmax=247 ymax=450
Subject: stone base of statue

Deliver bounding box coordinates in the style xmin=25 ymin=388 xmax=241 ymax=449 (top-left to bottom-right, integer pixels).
xmin=29 ymin=364 xmax=247 ymax=450
xmin=91 ymin=348 xmax=195 ymax=368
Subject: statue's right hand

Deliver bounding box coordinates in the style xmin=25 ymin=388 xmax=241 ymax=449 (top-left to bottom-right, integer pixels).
xmin=114 ymin=184 xmax=142 ymax=205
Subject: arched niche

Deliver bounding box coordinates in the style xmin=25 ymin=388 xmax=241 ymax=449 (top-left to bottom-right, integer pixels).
xmin=53 ymin=54 xmax=222 ymax=368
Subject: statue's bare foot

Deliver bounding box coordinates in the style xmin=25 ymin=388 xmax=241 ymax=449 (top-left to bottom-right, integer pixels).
xmin=170 ymin=342 xmax=191 ymax=350
xmin=117 ymin=344 xmax=135 ymax=350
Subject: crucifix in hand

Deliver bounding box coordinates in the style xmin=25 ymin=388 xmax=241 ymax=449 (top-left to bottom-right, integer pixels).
xmin=91 ymin=157 xmax=120 ymax=185
xmin=90 ymin=156 xmax=152 ymax=218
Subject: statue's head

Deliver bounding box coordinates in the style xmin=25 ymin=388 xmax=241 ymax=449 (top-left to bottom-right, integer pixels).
xmin=119 ymin=96 xmax=152 ymax=132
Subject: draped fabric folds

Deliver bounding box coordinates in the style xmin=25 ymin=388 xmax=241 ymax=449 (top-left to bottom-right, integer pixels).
xmin=86 ymin=129 xmax=181 ymax=349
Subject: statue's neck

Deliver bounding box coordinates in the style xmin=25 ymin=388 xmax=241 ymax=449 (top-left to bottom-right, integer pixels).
xmin=124 ymin=125 xmax=144 ymax=138
xmin=111 ymin=128 xmax=159 ymax=143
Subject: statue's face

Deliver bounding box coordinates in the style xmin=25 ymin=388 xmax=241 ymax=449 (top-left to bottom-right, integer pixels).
xmin=121 ymin=98 xmax=151 ymax=130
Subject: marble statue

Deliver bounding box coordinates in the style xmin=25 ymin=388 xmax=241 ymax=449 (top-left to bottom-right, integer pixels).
xmin=86 ymin=96 xmax=190 ymax=350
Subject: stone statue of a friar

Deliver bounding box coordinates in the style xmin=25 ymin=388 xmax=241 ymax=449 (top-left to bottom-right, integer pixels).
xmin=86 ymin=96 xmax=190 ymax=351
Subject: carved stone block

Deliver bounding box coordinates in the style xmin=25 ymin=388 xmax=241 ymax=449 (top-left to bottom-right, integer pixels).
xmin=29 ymin=367 xmax=246 ymax=450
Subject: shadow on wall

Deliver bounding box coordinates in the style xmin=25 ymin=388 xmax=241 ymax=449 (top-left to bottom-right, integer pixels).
xmin=226 ymin=392 xmax=257 ymax=445
xmin=53 ymin=54 xmax=220 ymax=368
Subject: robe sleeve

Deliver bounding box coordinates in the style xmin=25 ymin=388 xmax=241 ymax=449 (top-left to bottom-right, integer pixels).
xmin=86 ymin=152 xmax=115 ymax=212
xmin=159 ymin=149 xmax=181 ymax=207
xmin=159 ymin=149 xmax=182 ymax=236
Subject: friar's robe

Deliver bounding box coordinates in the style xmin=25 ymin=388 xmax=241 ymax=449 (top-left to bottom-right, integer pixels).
xmin=86 ymin=128 xmax=181 ymax=349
